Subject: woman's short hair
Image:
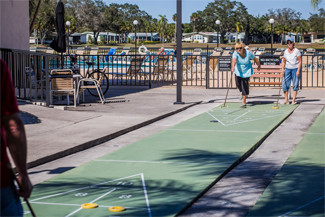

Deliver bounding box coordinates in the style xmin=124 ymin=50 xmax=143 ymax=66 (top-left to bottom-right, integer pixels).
xmin=235 ymin=42 xmax=244 ymax=49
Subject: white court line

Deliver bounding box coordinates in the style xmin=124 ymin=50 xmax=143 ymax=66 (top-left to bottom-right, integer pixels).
xmin=167 ymin=129 xmax=267 ymax=133
xmin=234 ymin=110 xmax=251 ymax=121
xmin=206 ymin=111 xmax=225 ymax=126
xmin=95 ymin=159 xmax=229 ymax=166
xmin=66 ymin=188 xmax=116 ymax=217
xmin=167 ymin=129 xmax=214 ymax=132
xmin=162 ymin=162 xmax=231 ymax=166
xmin=30 ymin=173 xmax=143 ymax=202
xmin=94 ymin=159 xmax=160 ymax=164
xmin=91 ymin=186 xmax=143 ymax=191
xmin=279 ymin=195 xmax=325 ymax=216
xmin=29 ymin=201 xmax=147 ymax=210
xmin=141 ymin=173 xmax=152 ymax=217
xmin=225 ymin=114 xmax=286 ymax=126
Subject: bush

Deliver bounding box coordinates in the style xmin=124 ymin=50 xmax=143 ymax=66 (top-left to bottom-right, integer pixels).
xmin=127 ymin=38 xmax=130 ymax=43
xmin=194 ymin=41 xmax=199 ymax=43
xmin=143 ymin=41 xmax=161 ymax=44
xmin=88 ymin=35 xmax=94 ymax=44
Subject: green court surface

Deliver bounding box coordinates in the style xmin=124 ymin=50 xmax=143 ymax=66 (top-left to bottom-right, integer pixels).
xmin=248 ymin=108 xmax=325 ymax=217
xmin=23 ymin=103 xmax=297 ymax=217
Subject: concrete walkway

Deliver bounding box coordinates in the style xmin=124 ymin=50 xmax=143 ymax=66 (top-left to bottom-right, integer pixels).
xmin=18 ymin=86 xmax=324 ymax=216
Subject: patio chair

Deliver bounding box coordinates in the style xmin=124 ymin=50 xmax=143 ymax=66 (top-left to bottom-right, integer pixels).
xmin=30 ymin=47 xmax=37 ymax=52
xmin=182 ymin=56 xmax=197 ymax=80
xmin=152 ymin=56 xmax=170 ymax=80
xmin=313 ymin=52 xmax=325 ymax=69
xmin=50 ymin=69 xmax=77 ymax=107
xmin=26 ymin=66 xmax=47 ymax=98
xmin=193 ymin=48 xmax=202 ymax=63
xmin=273 ymin=48 xmax=284 ymax=56
xmin=88 ymin=47 xmax=98 ymax=62
xmin=76 ymin=47 xmax=85 ymax=55
xmin=255 ymin=47 xmax=265 ymax=56
xmin=126 ymin=56 xmax=145 ymax=82
xmin=46 ymin=48 xmax=55 ymax=54
xmin=105 ymin=47 xmax=117 ymax=62
xmin=193 ymin=56 xmax=219 ymax=80
xmin=302 ymin=49 xmax=315 ymax=70
xmin=210 ymin=47 xmax=223 ymax=56
xmin=222 ymin=47 xmax=233 ymax=56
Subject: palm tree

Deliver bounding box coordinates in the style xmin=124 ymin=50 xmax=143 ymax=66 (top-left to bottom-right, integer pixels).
xmin=120 ymin=21 xmax=131 ymax=43
xmin=158 ymin=15 xmax=168 ymax=45
xmin=172 ymin=13 xmax=177 ymax=43
xmin=235 ymin=22 xmax=244 ymax=42
xmin=275 ymin=24 xmax=289 ymax=44
xmin=143 ymin=19 xmax=149 ymax=41
xmin=295 ymin=20 xmax=309 ymax=43
xmin=190 ymin=12 xmax=200 ymax=43
xmin=147 ymin=21 xmax=156 ymax=41
xmin=311 ymin=0 xmax=322 ymax=10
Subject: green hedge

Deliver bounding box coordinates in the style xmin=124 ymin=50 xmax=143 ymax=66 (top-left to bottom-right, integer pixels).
xmin=130 ymin=41 xmax=161 ymax=45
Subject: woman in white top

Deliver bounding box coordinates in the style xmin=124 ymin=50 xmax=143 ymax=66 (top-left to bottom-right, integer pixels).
xmin=281 ymin=37 xmax=302 ymax=105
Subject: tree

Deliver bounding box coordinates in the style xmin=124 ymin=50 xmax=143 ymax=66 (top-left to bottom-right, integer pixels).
xmin=311 ymin=0 xmax=323 ymax=10
xmin=294 ymin=19 xmax=309 ymax=42
xmin=202 ymin=0 xmax=248 ymax=43
xmin=120 ymin=20 xmax=131 ymax=43
xmin=235 ymin=21 xmax=244 ymax=42
xmin=147 ymin=20 xmax=157 ymax=41
xmin=29 ymin=0 xmax=44 ymax=35
xmin=309 ymin=8 xmax=325 ymax=32
xmin=190 ymin=12 xmax=200 ymax=43
xmin=158 ymin=15 xmax=168 ymax=43
xmin=172 ymin=13 xmax=177 ymax=42
xmin=102 ymin=3 xmax=124 ymax=43
xmin=78 ymin=0 xmax=106 ymax=44
xmin=267 ymin=8 xmax=302 ymax=44
xmin=31 ymin=0 xmax=56 ymax=44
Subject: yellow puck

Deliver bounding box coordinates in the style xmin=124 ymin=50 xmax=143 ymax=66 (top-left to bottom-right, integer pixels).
xmin=109 ymin=206 xmax=126 ymax=212
xmin=81 ymin=203 xmax=98 ymax=209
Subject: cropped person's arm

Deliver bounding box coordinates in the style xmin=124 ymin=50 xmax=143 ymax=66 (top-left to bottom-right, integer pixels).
xmin=296 ymin=55 xmax=302 ymax=77
xmin=2 ymin=113 xmax=33 ymax=199
xmin=282 ymin=58 xmax=286 ymax=70
xmin=231 ymin=58 xmax=236 ymax=73
xmin=254 ymin=57 xmax=260 ymax=71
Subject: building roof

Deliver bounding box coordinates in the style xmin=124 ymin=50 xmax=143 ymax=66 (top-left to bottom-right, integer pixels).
xmin=128 ymin=33 xmax=159 ymax=37
xmin=183 ymin=32 xmax=220 ymax=36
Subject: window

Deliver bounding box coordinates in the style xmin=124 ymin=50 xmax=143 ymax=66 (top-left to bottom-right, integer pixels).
xmin=317 ymin=35 xmax=325 ymax=39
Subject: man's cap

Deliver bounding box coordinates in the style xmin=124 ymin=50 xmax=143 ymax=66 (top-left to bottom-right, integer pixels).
xmin=287 ymin=37 xmax=294 ymax=42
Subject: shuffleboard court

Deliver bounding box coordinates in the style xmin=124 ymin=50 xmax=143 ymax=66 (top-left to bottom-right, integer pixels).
xmin=248 ymin=108 xmax=325 ymax=217
xmin=23 ymin=103 xmax=297 ymax=217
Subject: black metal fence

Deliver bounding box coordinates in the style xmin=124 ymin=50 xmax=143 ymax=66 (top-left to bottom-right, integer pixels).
xmin=1 ymin=47 xmax=324 ymax=106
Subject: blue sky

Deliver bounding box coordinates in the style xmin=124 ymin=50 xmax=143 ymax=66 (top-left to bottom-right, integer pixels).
xmin=104 ymin=0 xmax=324 ymax=23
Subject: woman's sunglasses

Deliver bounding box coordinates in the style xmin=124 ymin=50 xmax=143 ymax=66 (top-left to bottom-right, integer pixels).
xmin=236 ymin=47 xmax=243 ymax=50
xmin=287 ymin=41 xmax=293 ymax=44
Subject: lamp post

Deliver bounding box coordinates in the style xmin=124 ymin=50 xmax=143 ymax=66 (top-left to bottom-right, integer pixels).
xmin=215 ymin=20 xmax=220 ymax=48
xmin=66 ymin=21 xmax=71 ymax=55
xmin=133 ymin=20 xmax=138 ymax=55
xmin=269 ymin=18 xmax=274 ymax=55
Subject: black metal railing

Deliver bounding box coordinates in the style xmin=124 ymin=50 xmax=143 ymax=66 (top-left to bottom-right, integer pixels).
xmin=1 ymin=47 xmax=324 ymax=107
